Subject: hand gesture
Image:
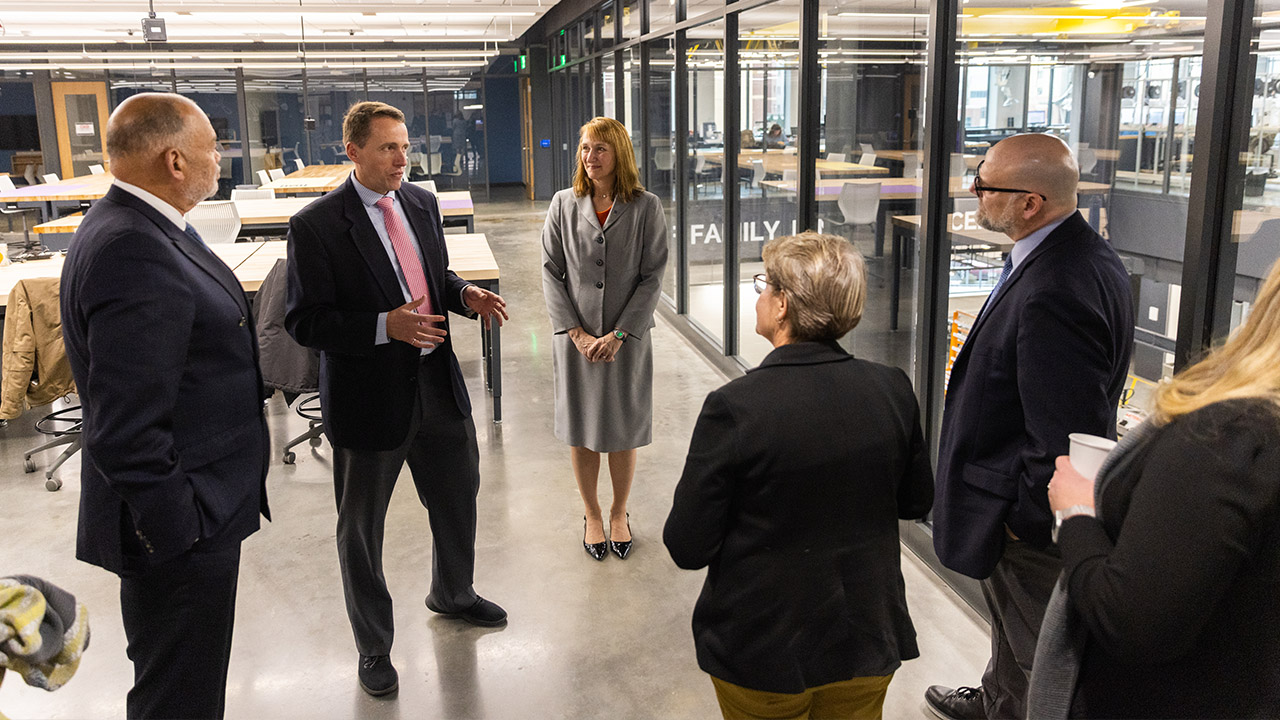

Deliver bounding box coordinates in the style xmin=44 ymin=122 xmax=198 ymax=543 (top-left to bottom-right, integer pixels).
xmin=386 ymin=296 xmax=447 ymax=349
xmin=585 ymin=334 xmax=623 ymax=363
xmin=463 ymin=285 xmax=509 ymax=330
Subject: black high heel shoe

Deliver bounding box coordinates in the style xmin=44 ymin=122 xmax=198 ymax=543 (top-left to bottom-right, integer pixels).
xmin=609 ymin=513 xmax=632 ymax=560
xmin=583 ymin=517 xmax=607 ymax=561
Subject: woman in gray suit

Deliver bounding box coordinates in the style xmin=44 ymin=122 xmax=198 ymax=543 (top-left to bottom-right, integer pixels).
xmin=542 ymin=117 xmax=668 ymax=561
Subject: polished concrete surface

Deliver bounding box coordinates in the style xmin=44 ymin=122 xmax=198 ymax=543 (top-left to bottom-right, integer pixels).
xmin=0 ymin=188 xmax=988 ymax=719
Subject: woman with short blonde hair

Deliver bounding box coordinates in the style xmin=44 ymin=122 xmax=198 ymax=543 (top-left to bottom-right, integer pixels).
xmin=542 ymin=117 xmax=668 ymax=562
xmin=667 ymin=231 xmax=933 ymax=720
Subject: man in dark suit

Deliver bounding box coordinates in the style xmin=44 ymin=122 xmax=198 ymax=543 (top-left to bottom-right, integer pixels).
xmin=61 ymin=93 xmax=270 ymax=719
xmin=285 ymin=101 xmax=508 ymax=698
xmin=925 ymin=134 xmax=1133 ymax=720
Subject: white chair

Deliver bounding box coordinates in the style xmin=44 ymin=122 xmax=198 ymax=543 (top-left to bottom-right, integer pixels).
xmin=0 ymin=176 xmax=39 ymax=246
xmin=860 ymin=143 xmax=875 ymax=156
xmin=185 ymin=201 xmax=241 ymax=244
xmin=861 ymin=151 xmax=878 ymax=168
xmin=1078 ymin=147 xmax=1098 ymax=175
xmin=231 ymin=188 xmax=275 ymax=201
xmin=654 ymin=148 xmax=674 ymax=171
xmin=782 ymin=169 xmax=797 ymax=184
xmin=827 ymin=152 xmax=846 ymax=163
xmin=23 ymin=165 xmax=37 ymax=186
xmin=749 ymin=158 xmax=766 ymax=189
xmin=902 ymin=152 xmax=920 ymax=178
xmin=268 ymin=168 xmax=285 ymax=181
xmin=42 ymin=173 xmax=59 ymax=184
xmin=294 ymin=158 xmax=305 ymax=173
xmin=829 ymin=180 xmax=885 ymax=283
xmin=256 ymin=169 xmax=272 ymax=187
xmin=88 ymin=164 xmax=105 ymax=175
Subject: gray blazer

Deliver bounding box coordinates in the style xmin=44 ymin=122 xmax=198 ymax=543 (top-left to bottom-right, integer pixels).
xmin=541 ymin=188 xmax=668 ymax=338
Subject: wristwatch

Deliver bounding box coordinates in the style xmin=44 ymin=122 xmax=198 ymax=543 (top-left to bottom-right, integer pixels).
xmin=613 ymin=329 xmax=627 ymax=342
xmin=1052 ymin=504 xmax=1096 ymax=543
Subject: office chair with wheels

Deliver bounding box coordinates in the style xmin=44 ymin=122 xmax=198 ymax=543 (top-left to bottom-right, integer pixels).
xmin=282 ymin=394 xmax=324 ymax=465
xmin=24 ymin=402 xmax=82 ymax=491
xmin=1 ymin=277 xmax=79 ymax=490
xmin=185 ymin=201 xmax=241 ymax=243
xmin=254 ymin=259 xmax=323 ymax=464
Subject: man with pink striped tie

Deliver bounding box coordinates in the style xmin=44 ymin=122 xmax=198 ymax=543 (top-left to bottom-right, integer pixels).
xmin=285 ymin=101 xmax=509 ymax=698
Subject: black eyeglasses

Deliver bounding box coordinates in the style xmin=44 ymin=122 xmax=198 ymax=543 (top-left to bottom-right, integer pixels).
xmin=752 ymin=273 xmax=778 ymax=294
xmin=974 ymin=161 xmax=1047 ymax=201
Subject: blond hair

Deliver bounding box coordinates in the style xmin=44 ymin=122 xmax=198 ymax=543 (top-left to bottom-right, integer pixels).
xmin=762 ymin=232 xmax=867 ymax=342
xmin=1152 ymin=258 xmax=1280 ymax=425
xmin=343 ymin=101 xmax=405 ymax=148
xmin=572 ymin=117 xmax=644 ymax=201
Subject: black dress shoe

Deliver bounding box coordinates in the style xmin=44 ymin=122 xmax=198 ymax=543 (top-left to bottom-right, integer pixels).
xmin=925 ymin=685 xmax=985 ymax=720
xmin=425 ymin=595 xmax=508 ymax=627
xmin=609 ymin=513 xmax=632 ymax=560
xmin=357 ymin=654 xmax=398 ymax=697
xmin=583 ymin=516 xmax=607 ymax=561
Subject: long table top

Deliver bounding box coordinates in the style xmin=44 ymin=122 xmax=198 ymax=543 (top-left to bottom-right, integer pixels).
xmin=697 ymin=150 xmax=887 ymax=177
xmin=0 ymin=233 xmax=498 ymax=307
xmin=33 ymin=191 xmax=475 ymax=235
xmin=761 ymin=176 xmax=1112 ymax=200
xmin=0 ymin=172 xmax=116 ymax=203
xmin=261 ymin=164 xmax=357 ymax=195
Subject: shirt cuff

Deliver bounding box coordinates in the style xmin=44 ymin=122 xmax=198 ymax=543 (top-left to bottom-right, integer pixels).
xmin=376 ymin=312 xmax=389 ymax=345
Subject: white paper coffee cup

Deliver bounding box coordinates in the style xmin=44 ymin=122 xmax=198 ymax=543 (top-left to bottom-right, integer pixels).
xmin=1068 ymin=433 xmax=1117 ymax=482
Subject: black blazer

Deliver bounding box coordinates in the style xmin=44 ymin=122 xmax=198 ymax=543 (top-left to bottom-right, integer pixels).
xmin=61 ymin=186 xmax=270 ymax=576
xmin=664 ymin=341 xmax=934 ymax=694
xmin=285 ymin=177 xmax=473 ymax=451
xmin=1059 ymin=400 xmax=1280 ymax=717
xmin=932 ymin=211 xmax=1133 ymax=579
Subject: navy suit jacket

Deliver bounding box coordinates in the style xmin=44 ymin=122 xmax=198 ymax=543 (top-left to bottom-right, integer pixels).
xmin=932 ymin=211 xmax=1133 ymax=579
xmin=61 ymin=186 xmax=270 ymax=576
xmin=665 ymin=341 xmax=934 ymax=693
xmin=284 ymin=177 xmax=473 ymax=452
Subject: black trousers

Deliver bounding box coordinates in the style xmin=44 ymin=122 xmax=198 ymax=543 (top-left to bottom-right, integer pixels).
xmin=333 ymin=350 xmax=481 ymax=657
xmin=980 ymin=539 xmax=1062 ymax=720
xmin=120 ymin=542 xmax=242 ymax=720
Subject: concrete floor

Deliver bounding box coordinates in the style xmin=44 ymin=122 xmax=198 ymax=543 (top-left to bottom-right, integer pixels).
xmin=0 ymin=187 xmax=989 ymax=719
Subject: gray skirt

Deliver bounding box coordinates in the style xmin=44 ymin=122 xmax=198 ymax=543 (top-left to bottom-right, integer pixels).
xmin=551 ymin=331 xmax=653 ymax=453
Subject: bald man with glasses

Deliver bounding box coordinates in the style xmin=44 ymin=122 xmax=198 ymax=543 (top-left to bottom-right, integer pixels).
xmin=925 ymin=134 xmax=1134 ymax=720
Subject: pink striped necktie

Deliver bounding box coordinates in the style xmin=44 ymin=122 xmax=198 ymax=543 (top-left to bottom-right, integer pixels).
xmin=375 ymin=195 xmax=433 ymax=317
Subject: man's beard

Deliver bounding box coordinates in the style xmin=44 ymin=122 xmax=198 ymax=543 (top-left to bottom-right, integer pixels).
xmin=976 ymin=200 xmax=1020 ymax=234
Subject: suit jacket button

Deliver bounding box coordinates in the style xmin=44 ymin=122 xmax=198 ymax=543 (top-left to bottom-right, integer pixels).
xmin=595 ymin=259 xmax=604 ymax=267
xmin=239 ymin=316 xmax=247 ymax=327
xmin=596 ymin=236 xmax=604 ymax=244
xmin=595 ymin=281 xmax=604 ymax=289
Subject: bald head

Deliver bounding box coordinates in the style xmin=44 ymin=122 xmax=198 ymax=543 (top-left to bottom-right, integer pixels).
xmin=106 ymin=93 xmax=203 ymax=163
xmin=984 ymin=133 xmax=1079 ymax=209
xmin=105 ymin=93 xmax=221 ymax=213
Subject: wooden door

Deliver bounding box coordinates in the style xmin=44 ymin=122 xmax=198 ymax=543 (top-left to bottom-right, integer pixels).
xmin=52 ymin=81 xmax=111 ymax=178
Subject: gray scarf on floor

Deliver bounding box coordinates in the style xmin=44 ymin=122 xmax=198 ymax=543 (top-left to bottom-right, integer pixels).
xmin=1026 ymin=420 xmax=1159 ymax=719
